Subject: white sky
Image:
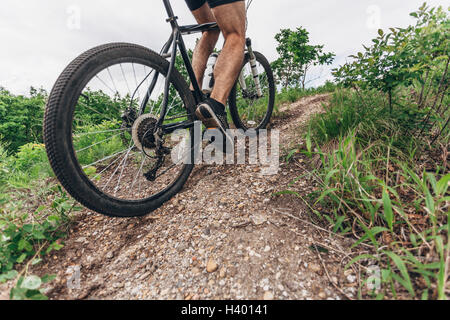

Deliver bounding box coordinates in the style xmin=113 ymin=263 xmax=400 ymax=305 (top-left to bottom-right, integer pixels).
xmin=1 ymin=0 xmax=448 ymax=95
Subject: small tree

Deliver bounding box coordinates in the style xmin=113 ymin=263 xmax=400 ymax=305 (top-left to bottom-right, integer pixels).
xmin=271 ymin=27 xmax=335 ymax=90
xmin=333 ymin=3 xmax=449 ymax=114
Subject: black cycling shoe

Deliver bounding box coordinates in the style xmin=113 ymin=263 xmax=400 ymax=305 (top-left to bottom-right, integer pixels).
xmin=196 ymin=98 xmax=234 ymax=154
xmin=195 ymin=98 xmax=229 ymax=130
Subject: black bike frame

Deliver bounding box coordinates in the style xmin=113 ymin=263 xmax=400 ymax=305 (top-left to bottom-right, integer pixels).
xmin=140 ymin=0 xmax=220 ymax=135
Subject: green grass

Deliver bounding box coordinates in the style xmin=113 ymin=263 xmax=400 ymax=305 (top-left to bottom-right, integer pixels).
xmin=281 ymin=87 xmax=449 ymax=299
xmin=276 ymin=81 xmax=337 ymax=107
xmin=0 ymin=139 xmax=82 ymax=300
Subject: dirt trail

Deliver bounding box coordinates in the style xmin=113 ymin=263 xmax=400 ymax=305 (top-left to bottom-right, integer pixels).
xmin=29 ymin=94 xmax=360 ymax=300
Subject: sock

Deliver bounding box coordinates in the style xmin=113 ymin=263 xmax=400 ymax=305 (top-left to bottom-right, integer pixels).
xmin=207 ymin=97 xmax=226 ymax=112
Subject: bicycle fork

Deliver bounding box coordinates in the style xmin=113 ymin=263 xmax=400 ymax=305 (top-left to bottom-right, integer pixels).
xmin=202 ymin=37 xmax=263 ymax=98
xmin=238 ymin=38 xmax=263 ymax=98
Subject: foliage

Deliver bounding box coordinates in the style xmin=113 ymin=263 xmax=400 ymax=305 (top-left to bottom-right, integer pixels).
xmin=333 ymin=3 xmax=449 ymax=112
xmin=74 ymin=89 xmax=130 ymax=126
xmin=73 ymin=120 xmax=125 ymax=167
xmin=0 ymin=87 xmax=47 ymax=153
xmin=280 ymin=4 xmax=450 ymax=299
xmin=0 ymin=139 xmax=79 ymax=300
xmin=271 ymin=27 xmax=335 ymax=89
xmin=276 ymin=81 xmax=337 ymax=105
xmin=302 ymin=130 xmax=449 ymax=299
xmin=308 ymin=89 xmax=429 ymax=152
xmin=0 ymin=184 xmax=78 ymax=300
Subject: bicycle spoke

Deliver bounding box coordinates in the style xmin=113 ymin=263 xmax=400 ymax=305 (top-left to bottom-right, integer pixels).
xmin=102 ymin=145 xmax=133 ymax=191
xmin=75 ymin=99 xmax=116 ymax=123
xmin=130 ymin=153 xmax=147 ymax=193
xmin=114 ymin=147 xmax=133 ymax=196
xmin=107 ymin=67 xmax=119 ymax=95
xmin=120 ymin=63 xmax=132 ymax=98
xmin=132 ymin=63 xmax=141 ymax=100
xmin=76 ymin=133 xmax=122 ymax=153
xmin=95 ymin=75 xmax=116 ymax=95
xmin=74 ymin=127 xmax=129 ymax=138
xmin=90 ymin=148 xmax=132 ymax=181
xmin=82 ymin=148 xmax=130 ymax=169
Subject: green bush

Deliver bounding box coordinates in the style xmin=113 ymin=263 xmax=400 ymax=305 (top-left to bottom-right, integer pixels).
xmin=0 ymin=88 xmax=47 ymax=154
xmin=4 ymin=143 xmax=52 ymax=189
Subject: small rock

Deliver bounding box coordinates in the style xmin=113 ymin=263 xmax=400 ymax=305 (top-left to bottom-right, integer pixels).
xmin=219 ymin=268 xmax=226 ymax=278
xmin=160 ymin=288 xmax=170 ymax=296
xmin=106 ymin=251 xmax=114 ymax=259
xmin=206 ymin=259 xmax=219 ymax=273
xmin=283 ymin=281 xmax=298 ymax=291
xmin=264 ymin=246 xmax=271 ymax=253
xmin=139 ymin=272 xmax=151 ymax=280
xmin=75 ymin=237 xmax=87 ymax=243
xmin=251 ymin=214 xmax=267 ymax=226
xmin=263 ymin=291 xmax=274 ymax=300
xmin=344 ymin=269 xmax=353 ymax=277
xmin=347 ymin=275 xmax=357 ymax=283
xmin=318 ymin=291 xmax=327 ymax=299
xmin=308 ymin=263 xmax=321 ymax=273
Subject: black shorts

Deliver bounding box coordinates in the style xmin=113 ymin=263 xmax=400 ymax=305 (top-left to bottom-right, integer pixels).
xmin=185 ymin=0 xmax=244 ymax=11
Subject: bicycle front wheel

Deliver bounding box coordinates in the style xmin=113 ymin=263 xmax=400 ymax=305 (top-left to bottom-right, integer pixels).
xmin=229 ymin=51 xmax=275 ymax=131
xmin=44 ymin=43 xmax=196 ymax=218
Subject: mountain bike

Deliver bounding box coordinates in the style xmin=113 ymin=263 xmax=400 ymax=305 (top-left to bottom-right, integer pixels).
xmin=43 ymin=0 xmax=275 ymax=217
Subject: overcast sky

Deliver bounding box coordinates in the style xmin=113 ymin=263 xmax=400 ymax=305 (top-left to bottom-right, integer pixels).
xmin=1 ymin=0 xmax=448 ymax=95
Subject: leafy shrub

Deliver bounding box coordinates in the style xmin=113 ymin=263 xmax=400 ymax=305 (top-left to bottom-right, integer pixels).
xmin=14 ymin=143 xmax=48 ymax=172
xmin=3 ymin=143 xmax=53 ymax=189
xmin=0 ymin=88 xmax=47 ymax=153
xmin=0 ymin=185 xmax=78 ymax=300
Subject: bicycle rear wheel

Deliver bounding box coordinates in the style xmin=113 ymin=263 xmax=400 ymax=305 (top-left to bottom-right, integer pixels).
xmin=44 ymin=43 xmax=196 ymax=217
xmin=229 ymin=51 xmax=275 ymax=131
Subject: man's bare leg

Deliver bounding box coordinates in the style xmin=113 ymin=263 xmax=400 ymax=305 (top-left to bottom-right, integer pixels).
xmin=190 ymin=3 xmax=220 ymax=89
xmin=210 ymin=2 xmax=246 ymax=105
